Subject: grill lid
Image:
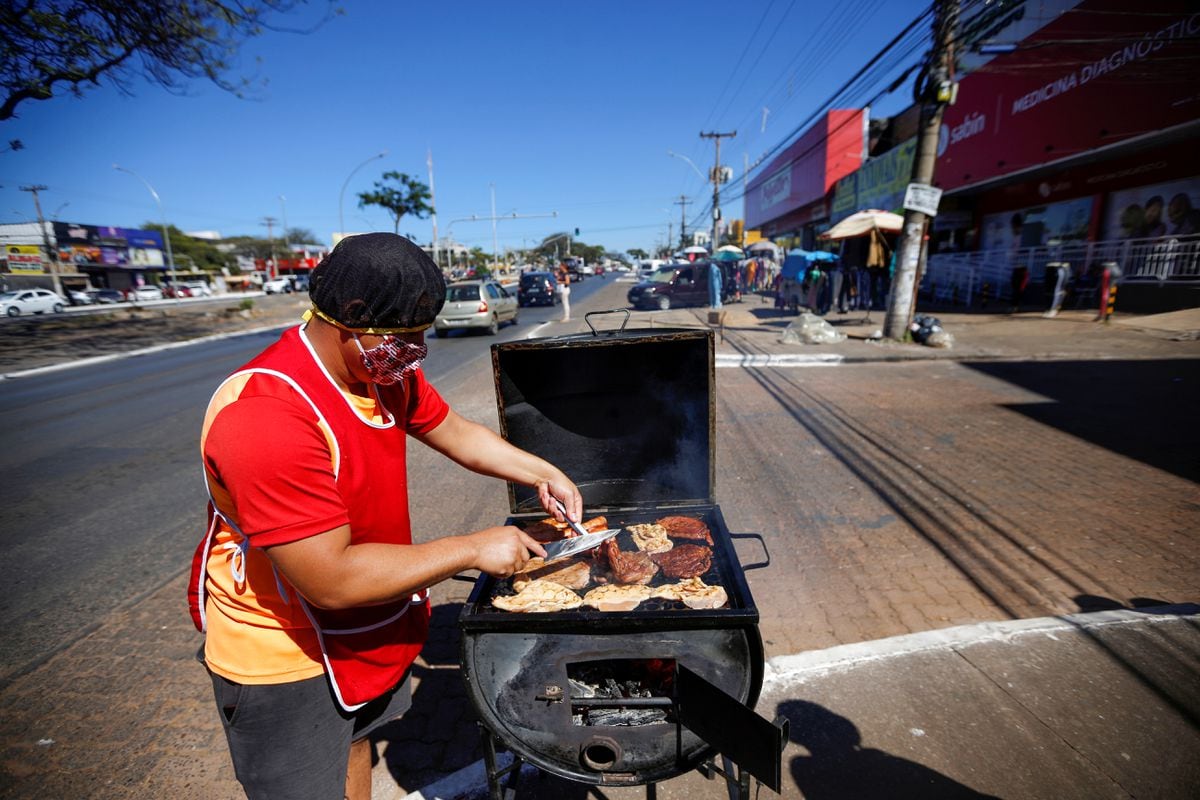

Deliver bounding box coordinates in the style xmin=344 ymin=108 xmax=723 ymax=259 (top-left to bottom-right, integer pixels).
xmin=491 ymin=324 xmax=714 ymax=513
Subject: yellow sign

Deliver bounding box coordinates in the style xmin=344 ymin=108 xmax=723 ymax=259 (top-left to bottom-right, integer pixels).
xmin=744 ymin=229 xmax=764 ymax=246
xmin=6 ymin=245 xmax=45 ymax=274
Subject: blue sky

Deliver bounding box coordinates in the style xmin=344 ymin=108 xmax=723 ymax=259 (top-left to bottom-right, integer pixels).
xmin=0 ymin=0 xmax=929 ymax=255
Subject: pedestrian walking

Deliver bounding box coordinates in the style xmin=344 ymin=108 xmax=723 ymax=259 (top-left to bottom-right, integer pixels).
xmin=556 ymin=262 xmax=571 ymax=321
xmin=189 ymin=233 xmax=581 ymax=800
xmin=709 ymin=260 xmax=723 ymax=309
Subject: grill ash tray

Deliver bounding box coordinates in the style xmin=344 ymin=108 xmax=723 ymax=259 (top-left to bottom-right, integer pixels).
xmin=461 ymin=505 xmax=759 ymax=632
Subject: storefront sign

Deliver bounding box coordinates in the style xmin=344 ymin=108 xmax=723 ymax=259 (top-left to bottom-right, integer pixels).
xmin=936 ymin=0 xmax=1200 ymax=193
xmin=5 ymin=244 xmax=45 ymax=274
xmin=746 ymin=109 xmax=865 ymax=229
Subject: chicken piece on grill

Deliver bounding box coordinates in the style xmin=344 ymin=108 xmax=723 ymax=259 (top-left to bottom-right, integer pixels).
xmin=512 ymin=558 xmax=591 ymax=591
xmin=524 ymin=515 xmax=609 ymax=543
xmin=655 ymin=515 xmax=713 ymax=545
xmin=602 ymin=539 xmax=659 ymax=585
xmin=649 ymin=543 xmax=712 ymax=579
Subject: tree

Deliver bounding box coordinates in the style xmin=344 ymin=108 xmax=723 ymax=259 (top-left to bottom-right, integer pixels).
xmin=285 ymin=227 xmax=320 ymax=246
xmin=0 ymin=1 xmax=336 ymax=121
xmin=357 ymin=171 xmax=434 ymax=235
xmin=627 ymin=248 xmax=648 ymax=261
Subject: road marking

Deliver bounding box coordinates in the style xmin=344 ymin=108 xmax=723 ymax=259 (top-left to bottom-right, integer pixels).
xmin=0 ymin=323 xmax=293 ymax=380
xmin=716 ymin=353 xmax=844 ymax=368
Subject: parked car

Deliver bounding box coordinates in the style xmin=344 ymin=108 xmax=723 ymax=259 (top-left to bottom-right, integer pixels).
xmin=0 ymin=289 xmax=66 ymax=316
xmin=182 ymin=281 xmax=213 ymax=297
xmin=626 ymin=262 xmax=712 ymax=310
xmin=68 ymin=289 xmax=95 ymax=305
xmin=163 ymin=284 xmax=191 ymax=298
xmin=128 ymin=285 xmax=164 ymax=302
xmin=89 ymin=288 xmax=125 ymax=304
xmin=433 ymin=280 xmax=518 ymax=337
xmin=517 ymin=271 xmax=558 ymax=307
xmin=289 ymin=275 xmax=310 ymax=292
xmin=262 ymin=277 xmax=292 ymax=294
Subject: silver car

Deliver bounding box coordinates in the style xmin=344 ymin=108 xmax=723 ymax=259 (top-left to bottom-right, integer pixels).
xmin=433 ymin=280 xmax=518 ymax=337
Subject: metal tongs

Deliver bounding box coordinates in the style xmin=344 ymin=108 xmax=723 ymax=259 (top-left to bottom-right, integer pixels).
xmin=540 ymin=499 xmax=620 ymax=562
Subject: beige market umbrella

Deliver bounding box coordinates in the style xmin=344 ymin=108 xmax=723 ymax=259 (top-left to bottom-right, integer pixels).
xmin=820 ymin=209 xmax=904 ymax=240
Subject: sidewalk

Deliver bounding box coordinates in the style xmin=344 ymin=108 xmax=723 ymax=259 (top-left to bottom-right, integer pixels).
xmin=585 ymin=284 xmax=1200 ymax=366
xmin=381 ymin=286 xmax=1199 ymax=800
xmin=397 ymin=607 xmax=1200 ymax=800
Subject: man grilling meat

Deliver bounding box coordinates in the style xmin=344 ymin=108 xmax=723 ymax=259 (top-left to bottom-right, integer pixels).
xmin=189 ymin=233 xmax=582 ymax=800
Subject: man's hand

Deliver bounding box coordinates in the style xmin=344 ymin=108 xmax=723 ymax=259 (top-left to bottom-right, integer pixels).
xmin=466 ymin=526 xmax=547 ymax=578
xmin=537 ymin=478 xmax=582 ymax=525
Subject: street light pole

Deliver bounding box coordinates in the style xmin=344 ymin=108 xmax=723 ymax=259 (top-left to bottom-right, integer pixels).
xmin=113 ymin=164 xmax=176 ymax=297
xmin=667 ymin=150 xmax=707 ymax=182
xmin=339 ymin=150 xmax=387 ymax=238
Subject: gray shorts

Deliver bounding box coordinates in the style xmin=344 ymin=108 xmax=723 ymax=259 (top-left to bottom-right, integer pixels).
xmin=206 ymin=662 xmax=412 ymax=800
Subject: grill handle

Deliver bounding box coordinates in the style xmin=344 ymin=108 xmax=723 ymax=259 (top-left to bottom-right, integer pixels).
xmin=729 ymin=532 xmax=770 ymax=571
xmin=584 ymin=308 xmax=631 ymax=336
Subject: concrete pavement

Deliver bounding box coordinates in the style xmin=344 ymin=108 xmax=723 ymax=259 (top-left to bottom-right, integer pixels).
xmin=0 ymin=277 xmax=1195 ymax=799
xmin=380 ymin=283 xmax=1198 ymax=800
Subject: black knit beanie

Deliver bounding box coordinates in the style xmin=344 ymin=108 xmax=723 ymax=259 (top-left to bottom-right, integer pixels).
xmin=309 ymin=233 xmax=445 ymax=329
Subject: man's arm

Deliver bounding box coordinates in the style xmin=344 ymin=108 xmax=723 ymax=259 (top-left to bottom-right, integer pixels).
xmin=415 ymin=408 xmax=583 ymax=523
xmin=265 ymin=522 xmax=545 ymax=610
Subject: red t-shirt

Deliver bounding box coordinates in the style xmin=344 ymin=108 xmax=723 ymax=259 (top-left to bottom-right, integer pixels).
xmin=197 ymin=327 xmax=448 ymax=684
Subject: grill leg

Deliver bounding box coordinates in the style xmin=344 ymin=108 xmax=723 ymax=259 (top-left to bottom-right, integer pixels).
xmin=646 ymin=782 xmax=657 ymax=800
xmin=479 ymin=724 xmax=522 ymax=800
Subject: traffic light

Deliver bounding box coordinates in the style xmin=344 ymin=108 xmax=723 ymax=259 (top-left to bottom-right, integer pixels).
xmin=731 ymin=219 xmax=744 ymax=245
xmin=574 ymin=228 xmax=580 ymax=237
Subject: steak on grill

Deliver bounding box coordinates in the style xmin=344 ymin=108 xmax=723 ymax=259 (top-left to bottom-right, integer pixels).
xmin=602 ymin=539 xmax=659 ymax=585
xmin=656 ymin=515 xmax=713 ymax=545
xmin=649 ymin=544 xmax=712 ymax=579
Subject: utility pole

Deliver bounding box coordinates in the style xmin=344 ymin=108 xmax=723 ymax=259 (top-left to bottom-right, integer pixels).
xmin=489 ymin=184 xmax=499 ymax=271
xmin=674 ymin=195 xmax=690 ymax=250
xmin=700 ymin=131 xmax=736 ymax=252
xmin=261 ymin=216 xmax=278 ymax=279
xmin=19 ymin=184 xmax=63 ymax=298
xmin=428 ymin=149 xmax=440 ymax=269
xmin=884 ymin=0 xmax=960 ymax=341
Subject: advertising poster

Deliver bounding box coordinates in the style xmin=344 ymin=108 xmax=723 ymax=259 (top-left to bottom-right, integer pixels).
xmin=129 ymin=248 xmax=165 ymax=267
xmin=6 ymin=244 xmax=45 ymax=274
xmin=1102 ymin=175 xmax=1200 ymax=239
xmin=58 ymin=245 xmax=101 ymax=265
xmin=981 ymin=196 xmax=1094 ymax=253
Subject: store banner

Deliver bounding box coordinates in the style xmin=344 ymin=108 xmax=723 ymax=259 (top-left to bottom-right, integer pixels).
xmin=746 ymin=109 xmax=865 ymax=229
xmin=6 ymin=244 xmax=45 ymax=274
xmin=937 ymin=0 xmax=1200 ymax=193
xmin=856 ymin=138 xmax=917 ymax=214
xmin=831 ymin=174 xmax=857 ymax=221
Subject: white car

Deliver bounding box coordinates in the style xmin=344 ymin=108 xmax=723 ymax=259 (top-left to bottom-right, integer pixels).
xmin=128 ymin=285 xmax=164 ymax=302
xmin=0 ymin=289 xmax=66 ymax=316
xmin=262 ymin=277 xmax=292 ymax=294
xmin=182 ymin=281 xmax=213 ymax=297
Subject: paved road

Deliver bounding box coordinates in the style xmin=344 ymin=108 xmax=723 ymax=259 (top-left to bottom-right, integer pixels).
xmin=0 ymin=277 xmax=1195 ymax=799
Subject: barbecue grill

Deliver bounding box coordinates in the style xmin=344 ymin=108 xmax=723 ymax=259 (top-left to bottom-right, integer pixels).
xmin=459 ymin=312 xmax=786 ymax=799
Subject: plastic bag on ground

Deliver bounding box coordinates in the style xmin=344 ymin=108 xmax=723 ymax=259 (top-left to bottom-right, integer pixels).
xmin=781 ymin=312 xmax=846 ymax=345
xmin=909 ymin=314 xmax=949 ymax=346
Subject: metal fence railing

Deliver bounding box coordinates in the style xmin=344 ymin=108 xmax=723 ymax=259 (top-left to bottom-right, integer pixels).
xmin=923 ymin=233 xmax=1200 ymax=305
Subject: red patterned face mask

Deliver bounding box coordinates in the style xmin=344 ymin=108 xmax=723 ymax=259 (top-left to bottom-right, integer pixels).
xmin=353 ymin=334 xmax=427 ymax=385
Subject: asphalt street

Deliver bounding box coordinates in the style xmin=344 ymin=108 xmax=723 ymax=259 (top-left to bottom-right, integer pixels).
xmin=0 ymin=276 xmax=1195 ymax=799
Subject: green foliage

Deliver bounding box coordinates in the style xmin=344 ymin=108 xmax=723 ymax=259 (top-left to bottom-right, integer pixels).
xmin=627 ymin=248 xmax=648 ymax=261
xmin=357 ymin=171 xmax=434 ymax=235
xmin=0 ymin=2 xmax=337 ymax=121
xmin=238 ymin=298 xmax=256 ymax=311
xmin=284 ymin=227 xmax=320 ymax=246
